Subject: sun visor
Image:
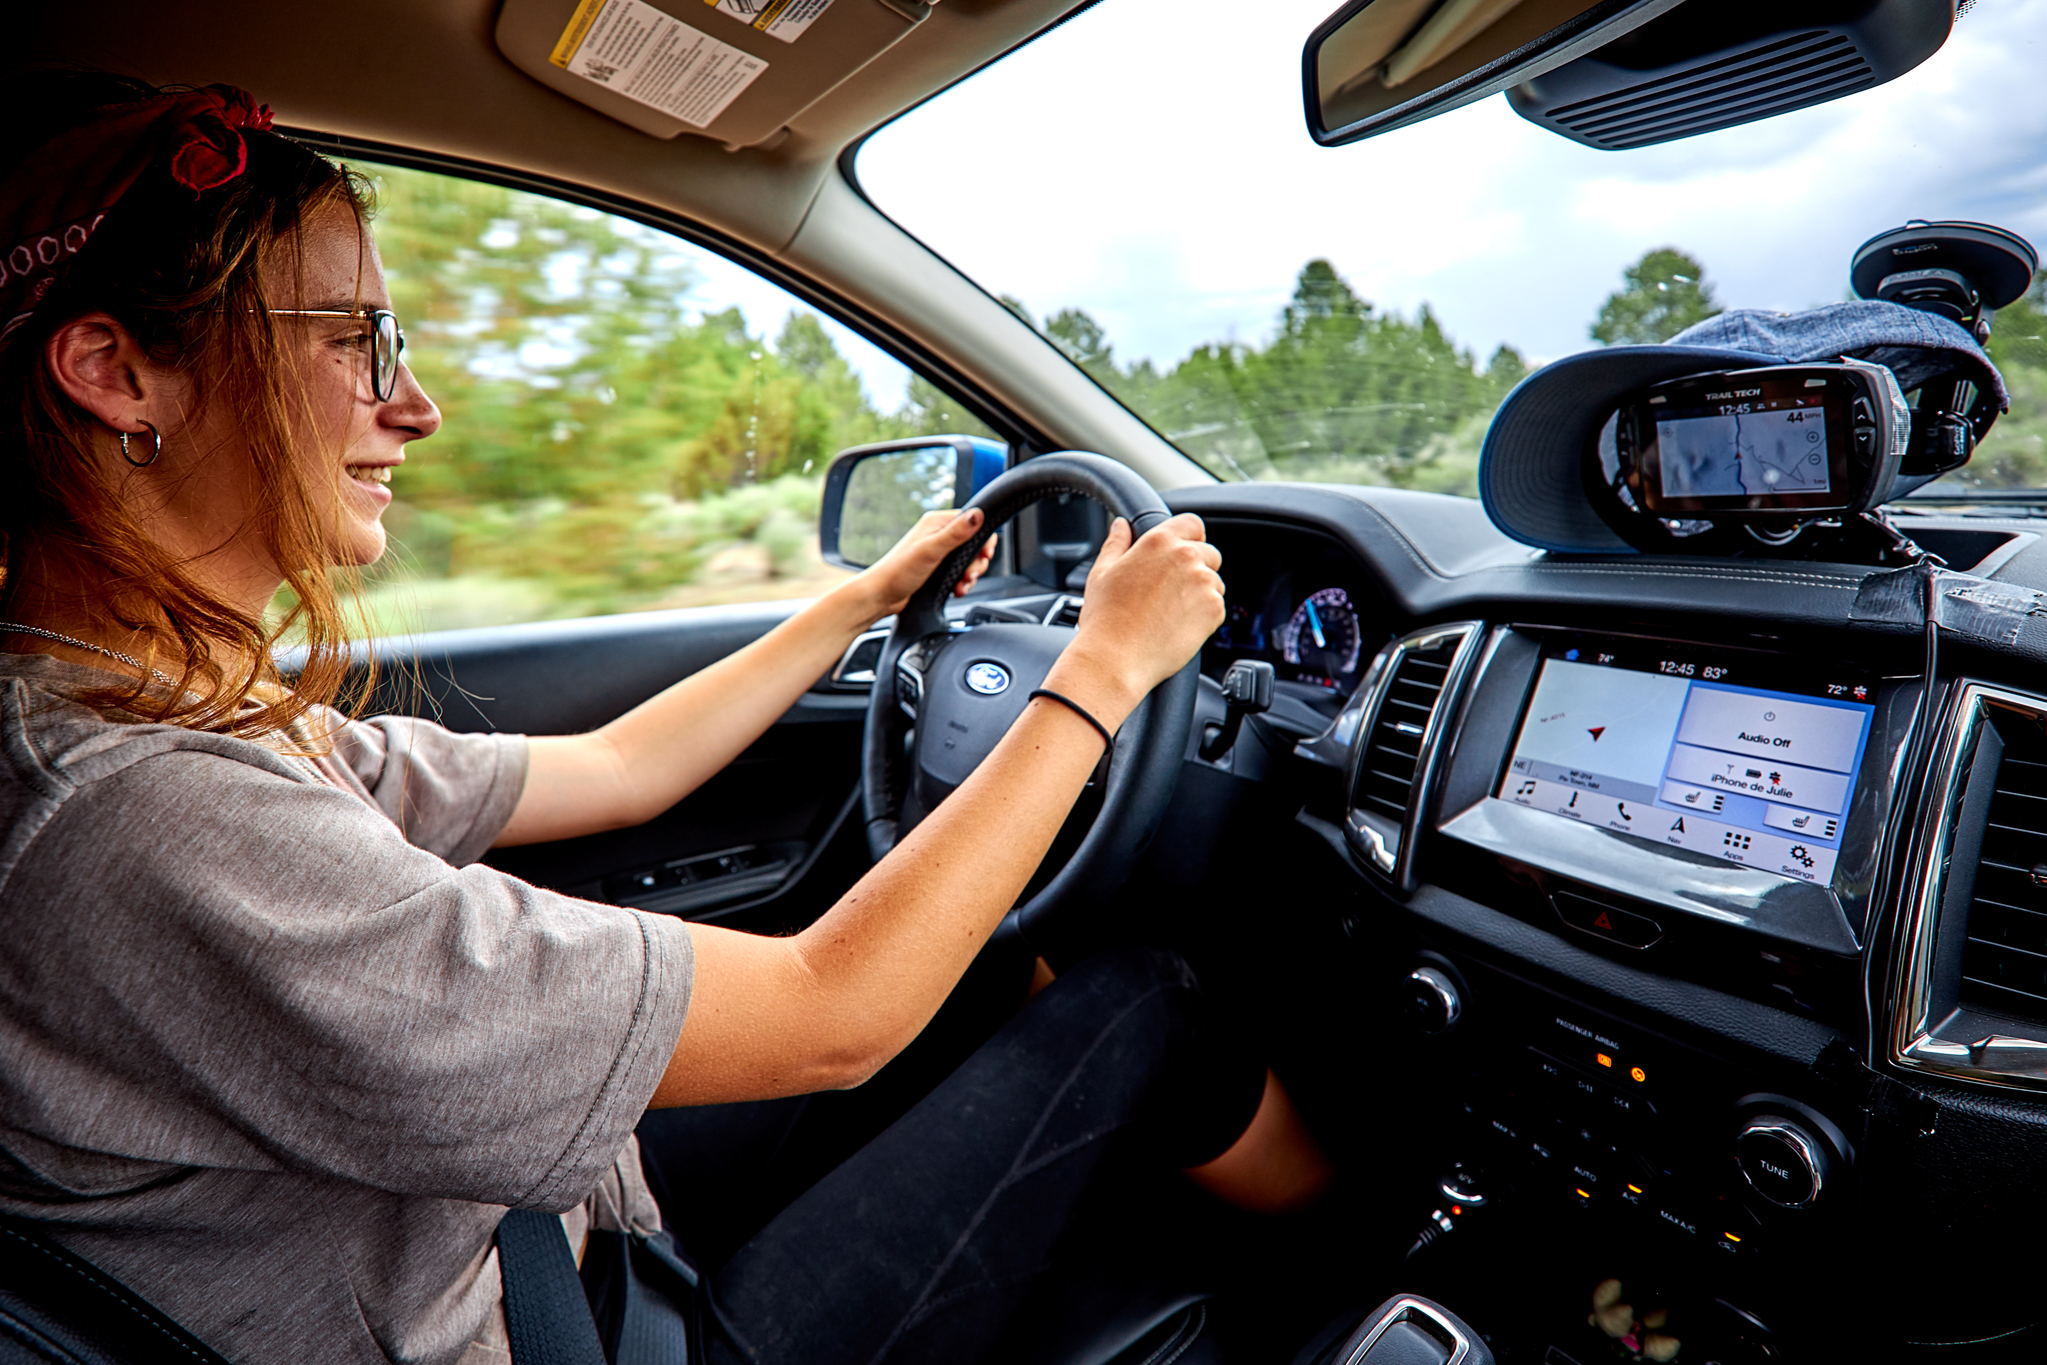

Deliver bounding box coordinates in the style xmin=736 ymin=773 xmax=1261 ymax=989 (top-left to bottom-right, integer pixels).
xmin=497 ymin=0 xmax=931 ymax=148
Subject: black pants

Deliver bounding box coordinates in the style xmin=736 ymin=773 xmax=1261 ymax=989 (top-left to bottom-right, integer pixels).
xmin=633 ymin=946 xmax=1267 ymax=1365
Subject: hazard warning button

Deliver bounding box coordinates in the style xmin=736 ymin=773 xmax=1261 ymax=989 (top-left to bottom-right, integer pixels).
xmin=1552 ymin=891 xmax=1664 ymax=949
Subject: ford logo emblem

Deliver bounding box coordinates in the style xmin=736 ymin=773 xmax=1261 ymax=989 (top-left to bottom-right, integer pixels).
xmin=964 ymin=662 xmax=1011 ymax=696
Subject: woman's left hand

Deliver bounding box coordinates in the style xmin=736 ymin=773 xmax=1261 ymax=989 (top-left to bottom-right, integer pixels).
xmin=852 ymin=508 xmax=998 ymax=621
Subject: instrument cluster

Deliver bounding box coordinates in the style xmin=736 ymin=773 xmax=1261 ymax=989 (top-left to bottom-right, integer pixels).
xmin=1201 ymin=524 xmax=1381 ymax=694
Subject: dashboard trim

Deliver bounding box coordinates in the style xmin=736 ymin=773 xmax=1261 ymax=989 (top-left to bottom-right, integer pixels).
xmin=1889 ymin=680 xmax=2047 ymax=1095
xmin=1344 ymin=621 xmax=1485 ymax=891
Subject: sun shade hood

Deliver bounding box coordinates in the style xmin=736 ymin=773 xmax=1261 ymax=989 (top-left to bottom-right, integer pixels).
xmin=1478 ymin=301 xmax=2007 ymax=554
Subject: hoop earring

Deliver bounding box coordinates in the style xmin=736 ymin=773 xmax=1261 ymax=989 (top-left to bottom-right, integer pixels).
xmin=119 ymin=420 xmax=162 ymax=469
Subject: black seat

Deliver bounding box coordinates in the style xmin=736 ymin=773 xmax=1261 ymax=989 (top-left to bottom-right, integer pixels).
xmin=0 ymin=1218 xmax=230 ymax=1365
xmin=0 ymin=1214 xmax=1218 ymax=1365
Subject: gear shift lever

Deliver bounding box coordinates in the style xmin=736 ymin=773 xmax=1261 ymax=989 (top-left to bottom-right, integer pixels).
xmin=1320 ymin=1295 xmax=1492 ymax=1365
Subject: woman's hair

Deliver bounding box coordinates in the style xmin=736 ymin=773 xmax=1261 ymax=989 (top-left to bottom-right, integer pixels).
xmin=0 ymin=70 xmax=377 ymax=737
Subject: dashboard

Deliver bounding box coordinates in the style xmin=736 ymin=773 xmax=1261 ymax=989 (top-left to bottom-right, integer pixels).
xmin=1159 ymin=482 xmax=2047 ymax=1362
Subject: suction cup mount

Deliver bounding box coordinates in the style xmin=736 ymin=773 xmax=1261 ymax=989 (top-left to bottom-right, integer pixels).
xmin=1852 ymin=221 xmax=2036 ymax=480
xmin=1851 ymin=220 xmax=2037 ymax=342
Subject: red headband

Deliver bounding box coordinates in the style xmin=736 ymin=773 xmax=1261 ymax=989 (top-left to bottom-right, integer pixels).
xmin=0 ymin=84 xmax=273 ymax=347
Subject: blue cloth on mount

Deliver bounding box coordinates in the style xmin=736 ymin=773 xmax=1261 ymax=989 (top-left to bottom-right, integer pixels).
xmin=1670 ymin=301 xmax=2006 ymax=407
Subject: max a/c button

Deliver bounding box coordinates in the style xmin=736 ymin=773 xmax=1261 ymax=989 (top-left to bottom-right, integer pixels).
xmin=1553 ymin=892 xmax=1664 ymax=949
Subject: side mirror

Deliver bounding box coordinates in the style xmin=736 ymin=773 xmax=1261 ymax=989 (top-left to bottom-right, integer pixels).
xmin=1303 ymin=0 xmax=1678 ymax=147
xmin=819 ymin=436 xmax=1007 ymax=571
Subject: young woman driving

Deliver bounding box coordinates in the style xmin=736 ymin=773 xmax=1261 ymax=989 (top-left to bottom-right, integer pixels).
xmin=0 ymin=75 xmax=1326 ymax=1365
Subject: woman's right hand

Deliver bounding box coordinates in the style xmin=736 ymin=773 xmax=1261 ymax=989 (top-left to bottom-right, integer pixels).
xmin=1047 ymin=513 xmax=1224 ymax=727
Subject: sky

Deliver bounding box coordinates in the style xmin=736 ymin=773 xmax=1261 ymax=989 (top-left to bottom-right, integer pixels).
xmin=852 ymin=0 xmax=2047 ymax=377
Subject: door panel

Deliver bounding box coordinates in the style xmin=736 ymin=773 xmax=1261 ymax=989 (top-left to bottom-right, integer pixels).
xmin=357 ymin=600 xmax=870 ymax=930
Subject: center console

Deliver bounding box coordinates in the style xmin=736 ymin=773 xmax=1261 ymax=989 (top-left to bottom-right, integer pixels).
xmin=1323 ymin=621 xmax=1933 ymax=1360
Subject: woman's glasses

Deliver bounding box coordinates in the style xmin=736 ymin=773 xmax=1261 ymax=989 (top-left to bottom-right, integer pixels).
xmin=265 ymin=308 xmax=406 ymax=401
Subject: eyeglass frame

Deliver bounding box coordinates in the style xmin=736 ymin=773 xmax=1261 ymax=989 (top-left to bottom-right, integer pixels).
xmin=263 ymin=308 xmax=406 ymax=402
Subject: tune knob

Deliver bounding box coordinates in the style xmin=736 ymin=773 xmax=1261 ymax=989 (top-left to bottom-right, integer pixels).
xmin=1406 ymin=966 xmax=1462 ymax=1035
xmin=1736 ymin=1116 xmax=1830 ymax=1208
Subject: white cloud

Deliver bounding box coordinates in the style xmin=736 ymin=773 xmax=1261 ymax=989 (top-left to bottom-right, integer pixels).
xmin=859 ymin=0 xmax=2047 ymax=369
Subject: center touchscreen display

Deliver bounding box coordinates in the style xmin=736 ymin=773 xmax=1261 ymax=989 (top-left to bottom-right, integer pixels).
xmin=1495 ymin=636 xmax=1876 ymax=885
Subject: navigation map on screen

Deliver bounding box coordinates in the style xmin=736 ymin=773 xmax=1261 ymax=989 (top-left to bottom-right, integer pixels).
xmin=1494 ymin=637 xmax=1875 ymax=885
xmin=1656 ymin=404 xmax=1830 ymax=500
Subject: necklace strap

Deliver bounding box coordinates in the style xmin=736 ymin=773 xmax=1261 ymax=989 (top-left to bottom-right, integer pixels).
xmin=0 ymin=623 xmax=175 ymax=686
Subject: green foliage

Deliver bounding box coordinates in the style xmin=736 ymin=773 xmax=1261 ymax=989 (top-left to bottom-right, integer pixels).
xmin=1938 ymin=270 xmax=2047 ymax=491
xmin=1015 ymin=259 xmax=1525 ymax=487
xmin=358 ymin=166 xmax=989 ymax=628
xmin=1591 ymin=248 xmax=1721 ymax=345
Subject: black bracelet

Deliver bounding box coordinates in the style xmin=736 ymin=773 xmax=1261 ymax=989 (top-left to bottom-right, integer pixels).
xmin=1028 ymin=688 xmax=1114 ymax=755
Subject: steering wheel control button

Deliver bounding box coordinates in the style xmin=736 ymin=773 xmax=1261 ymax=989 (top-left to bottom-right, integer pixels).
xmin=1736 ymin=1118 xmax=1829 ymax=1208
xmin=1552 ymin=891 xmax=1664 ymax=948
xmin=1406 ymin=966 xmax=1462 ymax=1035
xmin=963 ymin=661 xmax=1010 ymax=695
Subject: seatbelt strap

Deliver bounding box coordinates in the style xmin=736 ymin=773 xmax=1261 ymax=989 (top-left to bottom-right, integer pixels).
xmin=497 ymin=1208 xmax=609 ymax=1365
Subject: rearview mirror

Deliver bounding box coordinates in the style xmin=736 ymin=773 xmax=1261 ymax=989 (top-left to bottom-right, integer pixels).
xmin=1303 ymin=0 xmax=1679 ymax=146
xmin=819 ymin=436 xmax=1006 ymax=571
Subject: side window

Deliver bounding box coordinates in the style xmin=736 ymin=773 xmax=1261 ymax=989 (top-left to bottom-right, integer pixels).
xmin=358 ymin=165 xmax=999 ymax=634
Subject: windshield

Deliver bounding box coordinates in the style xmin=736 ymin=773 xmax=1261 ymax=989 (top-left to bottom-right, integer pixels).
xmin=859 ymin=0 xmax=2047 ymax=497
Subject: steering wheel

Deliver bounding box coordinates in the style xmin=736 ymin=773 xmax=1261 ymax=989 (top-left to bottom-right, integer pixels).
xmin=861 ymin=452 xmax=1199 ymax=950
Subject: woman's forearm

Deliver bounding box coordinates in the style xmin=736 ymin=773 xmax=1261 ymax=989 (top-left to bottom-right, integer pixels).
xmin=493 ymin=580 xmax=879 ymax=847
xmin=494 ymin=510 xmax=992 ymax=849
xmin=652 ymin=653 xmax=1141 ymax=1106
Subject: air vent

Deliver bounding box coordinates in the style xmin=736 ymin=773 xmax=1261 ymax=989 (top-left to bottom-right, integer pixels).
xmin=1357 ymin=645 xmax=1454 ymax=821
xmin=1043 ymin=595 xmax=1083 ymax=629
xmin=1541 ymin=33 xmax=1874 ymax=150
xmin=1346 ymin=623 xmax=1480 ymax=883
xmin=1960 ymin=720 xmax=2047 ymax=1020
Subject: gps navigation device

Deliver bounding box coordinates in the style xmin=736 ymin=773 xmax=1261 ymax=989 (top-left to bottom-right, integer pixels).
xmin=1613 ymin=362 xmax=1910 ymax=520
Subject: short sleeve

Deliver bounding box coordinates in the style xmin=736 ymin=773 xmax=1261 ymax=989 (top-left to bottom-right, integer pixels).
xmin=0 ymin=748 xmax=691 ymax=1212
xmin=325 ymin=713 xmax=529 ymax=865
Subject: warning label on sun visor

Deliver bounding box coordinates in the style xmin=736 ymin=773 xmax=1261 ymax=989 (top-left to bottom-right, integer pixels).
xmin=551 ymin=0 xmax=768 ymax=128
xmin=708 ymin=0 xmax=834 ymax=44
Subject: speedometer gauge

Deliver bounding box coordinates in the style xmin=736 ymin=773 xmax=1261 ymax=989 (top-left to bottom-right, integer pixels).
xmin=1280 ymin=588 xmax=1362 ymax=682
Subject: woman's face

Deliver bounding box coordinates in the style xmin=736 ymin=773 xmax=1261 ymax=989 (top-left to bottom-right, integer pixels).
xmin=265 ymin=202 xmax=441 ymax=568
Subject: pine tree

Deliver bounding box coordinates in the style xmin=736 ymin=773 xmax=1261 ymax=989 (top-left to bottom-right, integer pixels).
xmin=1591 ymin=248 xmax=1720 ymax=345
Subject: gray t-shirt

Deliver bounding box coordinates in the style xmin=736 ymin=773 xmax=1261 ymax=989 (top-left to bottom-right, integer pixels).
xmin=0 ymin=655 xmax=694 ymax=1363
